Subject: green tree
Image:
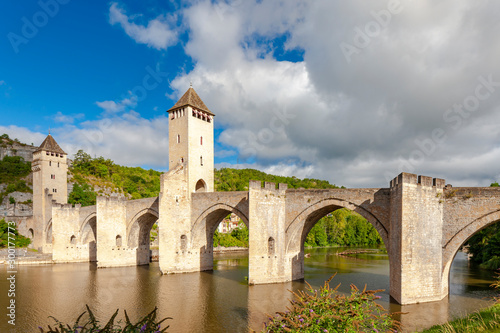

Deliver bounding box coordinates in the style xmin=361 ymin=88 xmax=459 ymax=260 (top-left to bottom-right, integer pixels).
xmin=68 ymin=183 xmax=97 ymax=207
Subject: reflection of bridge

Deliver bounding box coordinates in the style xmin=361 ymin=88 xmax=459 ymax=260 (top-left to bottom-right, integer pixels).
xmin=30 ymin=87 xmax=500 ymax=305
xmin=50 ymin=170 xmax=500 ymax=305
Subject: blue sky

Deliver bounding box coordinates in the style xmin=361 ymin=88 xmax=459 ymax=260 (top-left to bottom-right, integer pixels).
xmin=1 ymin=1 xmax=500 ymax=188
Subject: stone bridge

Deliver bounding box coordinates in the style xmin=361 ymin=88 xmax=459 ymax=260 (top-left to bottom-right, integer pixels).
xmin=50 ymin=171 xmax=500 ymax=305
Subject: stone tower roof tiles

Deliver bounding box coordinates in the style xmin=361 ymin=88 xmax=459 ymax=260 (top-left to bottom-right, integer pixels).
xmin=36 ymin=134 xmax=66 ymax=155
xmin=167 ymin=87 xmax=214 ymax=116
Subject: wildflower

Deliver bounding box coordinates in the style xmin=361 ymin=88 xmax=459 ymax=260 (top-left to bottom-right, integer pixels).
xmin=299 ymin=318 xmax=304 ymax=323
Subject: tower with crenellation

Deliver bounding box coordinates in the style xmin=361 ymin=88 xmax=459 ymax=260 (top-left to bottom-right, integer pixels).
xmin=167 ymin=86 xmax=214 ymax=193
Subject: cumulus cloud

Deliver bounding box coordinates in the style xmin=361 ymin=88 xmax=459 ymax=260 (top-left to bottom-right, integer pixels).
xmin=2 ymin=113 xmax=169 ymax=169
xmin=109 ymin=2 xmax=178 ymax=50
xmin=168 ymin=0 xmax=500 ymax=188
xmin=53 ymin=111 xmax=84 ymax=124
xmin=96 ymin=95 xmax=137 ymax=114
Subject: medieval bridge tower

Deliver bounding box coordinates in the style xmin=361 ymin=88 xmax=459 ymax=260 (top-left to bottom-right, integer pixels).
xmin=30 ymin=134 xmax=68 ymax=252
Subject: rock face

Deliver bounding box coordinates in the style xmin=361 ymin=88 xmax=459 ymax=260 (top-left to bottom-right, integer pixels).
xmin=0 ymin=138 xmax=38 ymax=162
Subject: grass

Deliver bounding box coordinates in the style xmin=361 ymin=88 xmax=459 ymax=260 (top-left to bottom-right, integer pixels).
xmin=418 ymin=304 xmax=500 ymax=332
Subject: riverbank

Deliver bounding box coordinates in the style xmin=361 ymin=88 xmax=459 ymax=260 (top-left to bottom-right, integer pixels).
xmin=419 ymin=304 xmax=500 ymax=332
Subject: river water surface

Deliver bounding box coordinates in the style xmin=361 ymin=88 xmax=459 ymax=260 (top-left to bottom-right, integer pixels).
xmin=0 ymin=247 xmax=496 ymax=332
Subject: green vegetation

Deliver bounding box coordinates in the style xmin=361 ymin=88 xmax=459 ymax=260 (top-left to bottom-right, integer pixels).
xmin=0 ymin=155 xmax=32 ymax=203
xmin=0 ymin=218 xmax=31 ymax=248
xmin=68 ymin=183 xmax=97 ymax=207
xmin=305 ymin=209 xmax=383 ymax=248
xmin=463 ymin=182 xmax=500 ymax=270
xmin=260 ymin=274 xmax=400 ymax=333
xmin=70 ymin=150 xmax=162 ymax=202
xmin=214 ymin=222 xmax=249 ymax=248
xmin=39 ymin=305 xmax=171 ymax=332
xmin=215 ymin=168 xmax=342 ymax=191
xmin=0 ymin=155 xmax=32 ymax=183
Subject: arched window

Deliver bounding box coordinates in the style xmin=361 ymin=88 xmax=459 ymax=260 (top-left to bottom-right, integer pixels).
xmin=268 ymin=237 xmax=275 ymax=256
xmin=177 ymin=134 xmax=180 ymax=143
xmin=116 ymin=235 xmax=122 ymax=247
xmin=70 ymin=235 xmax=76 ymax=245
xmin=195 ymin=179 xmax=207 ymax=192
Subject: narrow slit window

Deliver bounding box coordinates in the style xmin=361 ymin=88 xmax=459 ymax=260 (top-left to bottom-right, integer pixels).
xmin=200 ymin=136 xmax=203 ymax=145
xmin=200 ymin=156 xmax=203 ymax=166
xmin=177 ymin=134 xmax=180 ymax=143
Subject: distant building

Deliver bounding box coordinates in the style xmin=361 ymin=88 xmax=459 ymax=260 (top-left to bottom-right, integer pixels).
xmin=217 ymin=213 xmax=242 ymax=233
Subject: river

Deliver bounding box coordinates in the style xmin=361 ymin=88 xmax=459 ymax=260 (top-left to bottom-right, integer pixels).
xmin=0 ymin=247 xmax=496 ymax=332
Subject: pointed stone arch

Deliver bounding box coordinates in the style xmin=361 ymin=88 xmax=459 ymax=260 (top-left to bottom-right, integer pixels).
xmin=285 ymin=198 xmax=389 ymax=254
xmin=127 ymin=208 xmax=159 ymax=265
xmin=195 ymin=179 xmax=207 ymax=193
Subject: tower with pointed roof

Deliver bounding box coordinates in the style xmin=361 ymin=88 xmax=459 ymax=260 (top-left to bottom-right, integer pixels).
xmin=167 ymin=86 xmax=214 ymax=193
xmin=31 ymin=134 xmax=68 ymax=251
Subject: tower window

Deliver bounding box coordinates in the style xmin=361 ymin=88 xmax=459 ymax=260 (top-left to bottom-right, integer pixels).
xmin=58 ymin=162 xmax=60 ymax=167
xmin=200 ymin=136 xmax=203 ymax=145
xmin=200 ymin=156 xmax=203 ymax=166
xmin=49 ymin=161 xmax=51 ymax=166
xmin=51 ymin=174 xmax=55 ymax=179
xmin=177 ymin=134 xmax=180 ymax=143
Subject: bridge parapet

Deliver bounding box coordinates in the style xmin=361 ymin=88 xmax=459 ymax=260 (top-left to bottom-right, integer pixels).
xmin=390 ymin=172 xmax=445 ymax=189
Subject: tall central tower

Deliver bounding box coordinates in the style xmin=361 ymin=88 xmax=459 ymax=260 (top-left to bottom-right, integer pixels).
xmin=167 ymin=87 xmax=214 ymax=193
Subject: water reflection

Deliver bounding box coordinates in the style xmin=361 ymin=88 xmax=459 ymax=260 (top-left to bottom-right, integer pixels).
xmin=0 ymin=249 xmax=496 ymax=332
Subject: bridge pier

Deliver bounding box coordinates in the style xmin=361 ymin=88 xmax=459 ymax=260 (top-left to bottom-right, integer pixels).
xmin=159 ymin=166 xmax=202 ymax=274
xmin=389 ymin=173 xmax=446 ymax=304
xmin=96 ymin=197 xmax=137 ymax=267
xmin=248 ymin=181 xmax=289 ymax=284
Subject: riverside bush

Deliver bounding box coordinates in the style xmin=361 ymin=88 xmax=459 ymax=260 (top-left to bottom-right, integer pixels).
xmin=39 ymin=305 xmax=171 ymax=333
xmin=261 ymin=274 xmax=401 ymax=333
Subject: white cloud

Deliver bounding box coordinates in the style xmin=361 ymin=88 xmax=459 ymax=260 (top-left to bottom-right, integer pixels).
xmin=96 ymin=95 xmax=137 ymax=114
xmin=168 ymin=0 xmax=500 ymax=188
xmin=0 ymin=125 xmax=46 ymax=147
xmin=109 ymin=2 xmax=178 ymax=50
xmin=1 ymin=113 xmax=169 ymax=169
xmin=53 ymin=111 xmax=84 ymax=124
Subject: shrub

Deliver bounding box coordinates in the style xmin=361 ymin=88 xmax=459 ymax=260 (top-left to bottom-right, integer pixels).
xmin=260 ymin=274 xmax=401 ymax=333
xmin=39 ymin=305 xmax=171 ymax=333
xmin=0 ymin=218 xmax=31 ymax=248
xmin=9 ymin=196 xmax=15 ymax=204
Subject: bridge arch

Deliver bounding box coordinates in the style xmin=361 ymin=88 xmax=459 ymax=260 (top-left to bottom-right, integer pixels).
xmin=286 ymin=198 xmax=389 ymax=254
xmin=191 ymin=203 xmax=249 ymax=271
xmin=442 ymin=209 xmax=500 ymax=292
xmin=127 ymin=208 xmax=159 ymax=265
xmin=80 ymin=213 xmax=97 ymax=244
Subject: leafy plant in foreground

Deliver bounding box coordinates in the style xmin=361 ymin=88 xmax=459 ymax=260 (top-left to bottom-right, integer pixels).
xmin=260 ymin=274 xmax=401 ymax=333
xmin=39 ymin=305 xmax=171 ymax=333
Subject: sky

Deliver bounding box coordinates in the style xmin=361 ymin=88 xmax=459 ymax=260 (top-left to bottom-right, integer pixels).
xmin=1 ymin=0 xmax=500 ymax=188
